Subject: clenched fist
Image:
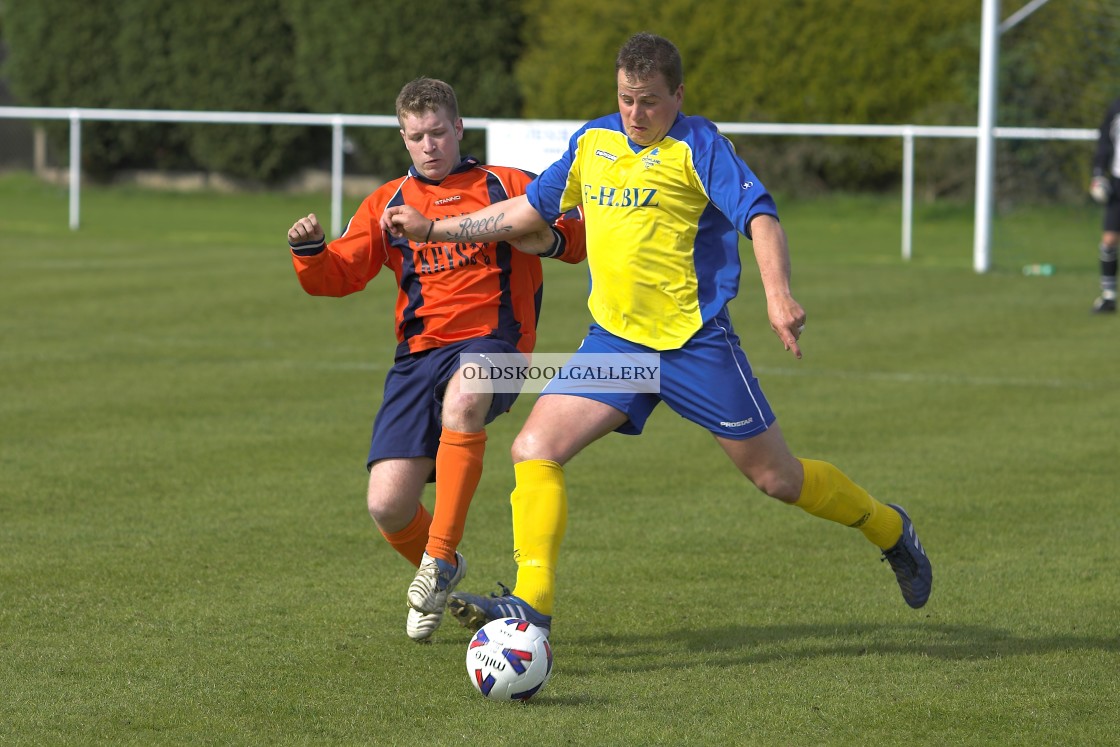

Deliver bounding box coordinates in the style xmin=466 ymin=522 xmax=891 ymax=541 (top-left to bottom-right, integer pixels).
xmin=289 ymin=213 xmax=325 ymax=244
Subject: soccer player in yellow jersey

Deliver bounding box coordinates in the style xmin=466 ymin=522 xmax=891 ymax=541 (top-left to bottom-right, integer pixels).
xmin=383 ymin=33 xmax=932 ymax=636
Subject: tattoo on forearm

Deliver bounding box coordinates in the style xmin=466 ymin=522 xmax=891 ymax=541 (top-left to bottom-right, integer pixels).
xmin=445 ymin=212 xmax=515 ymax=242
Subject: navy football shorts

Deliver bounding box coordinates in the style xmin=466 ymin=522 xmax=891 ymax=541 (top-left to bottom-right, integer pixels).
xmin=367 ymin=337 xmax=523 ymax=471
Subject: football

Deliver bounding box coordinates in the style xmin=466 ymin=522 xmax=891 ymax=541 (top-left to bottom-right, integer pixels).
xmin=465 ymin=618 xmax=553 ymax=702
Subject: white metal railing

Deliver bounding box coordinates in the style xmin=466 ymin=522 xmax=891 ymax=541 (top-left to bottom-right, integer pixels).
xmin=0 ymin=106 xmax=1096 ymax=267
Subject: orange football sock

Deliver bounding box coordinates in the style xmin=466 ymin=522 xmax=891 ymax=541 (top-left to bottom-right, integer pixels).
xmin=425 ymin=427 xmax=487 ymax=563
xmin=510 ymin=459 xmax=567 ymax=615
xmin=379 ymin=503 xmax=432 ymax=568
xmin=794 ymin=458 xmax=903 ymax=549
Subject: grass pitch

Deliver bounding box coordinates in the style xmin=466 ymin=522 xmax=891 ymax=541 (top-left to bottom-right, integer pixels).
xmin=1 ymin=173 xmax=1118 ymax=745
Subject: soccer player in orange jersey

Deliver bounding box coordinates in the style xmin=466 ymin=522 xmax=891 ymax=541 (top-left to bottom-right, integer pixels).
xmin=287 ymin=78 xmax=584 ymax=642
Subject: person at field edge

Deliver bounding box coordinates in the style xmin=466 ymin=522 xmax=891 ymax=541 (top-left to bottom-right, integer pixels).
xmin=1089 ymin=95 xmax=1120 ymax=313
xmin=287 ymin=78 xmax=585 ymax=642
xmin=382 ymin=34 xmax=933 ymax=637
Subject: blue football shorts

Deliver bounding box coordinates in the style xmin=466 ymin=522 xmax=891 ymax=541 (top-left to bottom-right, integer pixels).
xmin=367 ymin=337 xmax=524 ymax=471
xmin=542 ymin=308 xmax=776 ymax=439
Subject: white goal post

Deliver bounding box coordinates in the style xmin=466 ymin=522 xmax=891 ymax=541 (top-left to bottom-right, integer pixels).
xmin=0 ymin=105 xmax=1094 ymax=270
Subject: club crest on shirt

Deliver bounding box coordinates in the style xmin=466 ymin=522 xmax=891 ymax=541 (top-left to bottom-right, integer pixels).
xmin=642 ymin=148 xmax=661 ymax=169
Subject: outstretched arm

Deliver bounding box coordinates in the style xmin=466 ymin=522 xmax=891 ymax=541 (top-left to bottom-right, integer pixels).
xmin=510 ymin=224 xmax=564 ymax=255
xmin=382 ymin=194 xmax=549 ymax=244
xmin=749 ymin=214 xmax=806 ymax=360
xmin=511 ymin=209 xmax=586 ymax=263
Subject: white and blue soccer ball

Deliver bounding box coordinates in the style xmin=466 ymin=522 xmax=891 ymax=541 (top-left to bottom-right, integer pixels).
xmin=465 ymin=617 xmax=553 ymax=702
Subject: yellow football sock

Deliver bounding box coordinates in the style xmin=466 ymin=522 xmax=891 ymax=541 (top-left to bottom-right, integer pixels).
xmin=795 ymin=458 xmax=902 ymax=549
xmin=510 ymin=459 xmax=567 ymax=615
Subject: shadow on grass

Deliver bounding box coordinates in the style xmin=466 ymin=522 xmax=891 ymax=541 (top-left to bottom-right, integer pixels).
xmin=562 ymin=621 xmax=1120 ymax=670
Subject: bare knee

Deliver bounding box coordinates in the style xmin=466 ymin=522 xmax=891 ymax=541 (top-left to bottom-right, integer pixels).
xmin=511 ymin=427 xmax=550 ymax=464
xmin=366 ymin=483 xmax=391 ymax=522
xmin=441 ymin=390 xmax=488 ymax=433
xmin=367 ymin=485 xmax=414 ymax=531
xmin=745 ymin=463 xmax=803 ymax=504
xmin=717 ymin=429 xmax=804 ymax=503
xmin=365 ymin=462 xmax=428 ymax=532
xmin=510 ymin=396 xmax=623 ymax=465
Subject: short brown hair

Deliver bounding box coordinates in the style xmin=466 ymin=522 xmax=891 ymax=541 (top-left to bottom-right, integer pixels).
xmin=395 ymin=77 xmax=459 ymax=125
xmin=616 ymin=33 xmax=683 ymax=92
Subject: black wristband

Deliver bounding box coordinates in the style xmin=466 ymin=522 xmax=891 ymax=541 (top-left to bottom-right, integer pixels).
xmin=539 ymin=227 xmax=565 ymax=258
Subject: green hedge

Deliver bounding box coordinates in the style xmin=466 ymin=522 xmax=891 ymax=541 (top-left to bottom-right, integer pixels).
xmin=515 ymin=0 xmax=1114 ymax=200
xmin=283 ymin=0 xmax=524 ymax=177
xmin=2 ymin=0 xmax=523 ymax=182
xmin=2 ymin=0 xmax=1115 ymax=195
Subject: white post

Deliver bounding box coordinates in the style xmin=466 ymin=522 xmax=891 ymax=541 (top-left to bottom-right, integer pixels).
xmin=902 ymin=128 xmax=914 ymax=261
xmin=999 ymin=0 xmax=1052 ymax=33
xmin=973 ymin=0 xmax=1000 ymax=273
xmin=69 ymin=110 xmax=81 ymax=231
xmin=331 ymin=116 xmax=344 ymax=238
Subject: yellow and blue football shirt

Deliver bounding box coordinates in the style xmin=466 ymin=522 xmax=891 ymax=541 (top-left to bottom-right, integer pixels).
xmin=526 ymin=112 xmax=778 ymax=351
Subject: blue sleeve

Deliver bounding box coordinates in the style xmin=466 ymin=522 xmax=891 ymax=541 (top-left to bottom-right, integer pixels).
xmin=527 ymin=124 xmax=587 ymax=222
xmin=689 ymin=119 xmax=778 ymax=238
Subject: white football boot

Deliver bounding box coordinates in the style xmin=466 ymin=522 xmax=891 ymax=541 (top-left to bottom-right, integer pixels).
xmin=405 ymin=551 xmax=466 ymax=642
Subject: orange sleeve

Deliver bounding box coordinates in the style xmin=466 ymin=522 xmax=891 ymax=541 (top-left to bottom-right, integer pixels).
xmin=290 ymin=195 xmax=388 ymax=297
xmin=547 ymin=207 xmax=587 ymax=265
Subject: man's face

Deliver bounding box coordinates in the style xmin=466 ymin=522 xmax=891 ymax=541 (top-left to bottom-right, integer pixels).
xmin=399 ymin=107 xmax=463 ymax=180
xmin=616 ymin=69 xmax=683 ymax=147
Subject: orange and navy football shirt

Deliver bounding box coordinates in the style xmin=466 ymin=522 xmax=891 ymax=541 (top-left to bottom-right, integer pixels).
xmin=291 ymin=157 xmax=584 ymax=359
